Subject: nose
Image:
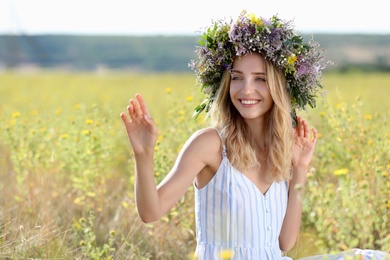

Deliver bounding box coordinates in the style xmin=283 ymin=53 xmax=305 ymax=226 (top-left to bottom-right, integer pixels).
xmin=241 ymin=79 xmax=255 ymax=94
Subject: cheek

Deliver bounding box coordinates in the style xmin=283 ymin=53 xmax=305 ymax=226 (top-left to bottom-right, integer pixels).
xmin=229 ymin=84 xmax=238 ymax=98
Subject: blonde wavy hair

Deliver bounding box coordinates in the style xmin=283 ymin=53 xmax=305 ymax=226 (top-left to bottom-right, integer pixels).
xmin=210 ymin=57 xmax=294 ymax=182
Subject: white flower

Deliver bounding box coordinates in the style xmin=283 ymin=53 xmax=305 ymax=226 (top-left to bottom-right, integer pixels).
xmin=204 ymin=86 xmax=212 ymax=94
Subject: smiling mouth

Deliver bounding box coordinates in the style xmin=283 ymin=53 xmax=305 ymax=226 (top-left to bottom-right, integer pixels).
xmin=240 ymin=99 xmax=259 ymax=105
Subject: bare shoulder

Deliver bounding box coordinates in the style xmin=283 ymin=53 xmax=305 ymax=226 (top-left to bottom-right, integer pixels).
xmin=183 ymin=127 xmax=222 ymax=164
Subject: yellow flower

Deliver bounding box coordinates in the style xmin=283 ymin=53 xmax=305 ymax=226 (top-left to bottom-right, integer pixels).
xmin=186 ymin=96 xmax=193 ymax=102
xmin=320 ymin=111 xmax=326 ymax=117
xmin=85 ymin=119 xmax=94 ymax=125
xmin=55 ymin=108 xmax=62 ymax=116
xmin=219 ymin=249 xmax=234 ymax=259
xmin=333 ymin=168 xmax=348 ymax=176
xmin=12 ymin=111 xmax=20 ymax=118
xmin=248 ymin=13 xmax=262 ymax=26
xmin=165 ymin=88 xmax=172 ymax=94
xmin=60 ymin=134 xmax=68 ymax=139
xmin=287 ymin=54 xmax=297 ymax=65
xmin=73 ymin=103 xmax=81 ymax=111
xmin=365 ymin=114 xmax=372 ymax=120
xmin=82 ymin=130 xmax=90 ymax=136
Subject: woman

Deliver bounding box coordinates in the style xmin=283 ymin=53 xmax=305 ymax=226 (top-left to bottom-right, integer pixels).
xmin=121 ymin=11 xmax=326 ymax=259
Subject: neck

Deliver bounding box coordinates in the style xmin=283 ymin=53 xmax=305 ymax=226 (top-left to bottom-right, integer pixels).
xmin=244 ymin=117 xmax=268 ymax=150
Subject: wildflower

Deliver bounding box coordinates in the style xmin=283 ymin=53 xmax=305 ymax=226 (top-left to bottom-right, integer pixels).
xmin=110 ymin=230 xmax=116 ymax=236
xmin=219 ymin=249 xmax=234 ymax=259
xmin=333 ymin=168 xmax=348 ymax=176
xmin=80 ymin=240 xmax=86 ymax=246
xmin=249 ymin=13 xmax=262 ymax=26
xmin=12 ymin=111 xmax=20 ymax=118
xmin=186 ymin=96 xmax=193 ymax=102
xmin=204 ymin=86 xmax=212 ymax=94
xmin=60 ymin=134 xmax=68 ymax=139
xmin=365 ymin=114 xmax=372 ymax=120
xmin=82 ymin=130 xmax=90 ymax=136
xmin=85 ymin=119 xmax=94 ymax=125
xmin=165 ymin=88 xmax=172 ymax=94
xmin=73 ymin=103 xmax=81 ymax=111
xmin=55 ymin=108 xmax=62 ymax=116
xmin=287 ymin=54 xmax=297 ymax=65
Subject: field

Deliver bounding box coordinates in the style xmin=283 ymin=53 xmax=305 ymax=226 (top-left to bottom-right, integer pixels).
xmin=0 ymin=71 xmax=389 ymax=259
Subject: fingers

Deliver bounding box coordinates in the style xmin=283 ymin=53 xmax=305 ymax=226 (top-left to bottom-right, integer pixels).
xmin=136 ymin=93 xmax=151 ymax=117
xmin=296 ymin=116 xmax=316 ymax=141
xmin=311 ymin=127 xmax=318 ymax=143
xmin=120 ymin=93 xmax=153 ymax=125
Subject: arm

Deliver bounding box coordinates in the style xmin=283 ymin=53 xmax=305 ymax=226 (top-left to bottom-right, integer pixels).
xmin=279 ymin=116 xmax=318 ymax=251
xmin=120 ymin=94 xmax=220 ymax=223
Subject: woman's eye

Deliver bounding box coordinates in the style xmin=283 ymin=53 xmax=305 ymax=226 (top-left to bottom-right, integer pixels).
xmin=231 ymin=76 xmax=242 ymax=80
xmin=256 ymin=77 xmax=266 ymax=82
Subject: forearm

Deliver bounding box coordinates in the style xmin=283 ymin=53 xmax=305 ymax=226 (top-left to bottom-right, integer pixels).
xmin=134 ymin=153 xmax=161 ymax=223
xmin=279 ymin=166 xmax=308 ymax=251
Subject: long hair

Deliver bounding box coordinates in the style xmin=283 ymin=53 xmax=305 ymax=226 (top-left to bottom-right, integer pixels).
xmin=210 ymin=57 xmax=293 ymax=182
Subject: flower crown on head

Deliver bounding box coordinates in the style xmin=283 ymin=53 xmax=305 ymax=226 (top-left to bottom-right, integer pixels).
xmin=189 ymin=10 xmax=330 ymax=120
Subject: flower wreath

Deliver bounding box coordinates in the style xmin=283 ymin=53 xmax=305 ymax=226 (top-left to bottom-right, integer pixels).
xmin=189 ymin=10 xmax=330 ymax=121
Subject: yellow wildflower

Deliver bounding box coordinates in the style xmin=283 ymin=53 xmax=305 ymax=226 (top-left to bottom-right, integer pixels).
xmin=333 ymin=168 xmax=348 ymax=176
xmin=73 ymin=103 xmax=81 ymax=111
xmin=219 ymin=249 xmax=234 ymax=259
xmin=365 ymin=114 xmax=372 ymax=120
xmin=60 ymin=134 xmax=68 ymax=139
xmin=248 ymin=13 xmax=262 ymax=26
xmin=287 ymin=54 xmax=297 ymax=65
xmin=85 ymin=119 xmax=94 ymax=125
xmin=55 ymin=108 xmax=62 ymax=116
xmin=12 ymin=111 xmax=20 ymax=118
xmin=186 ymin=96 xmax=193 ymax=102
xmin=82 ymin=130 xmax=90 ymax=136
xmin=165 ymin=87 xmax=172 ymax=94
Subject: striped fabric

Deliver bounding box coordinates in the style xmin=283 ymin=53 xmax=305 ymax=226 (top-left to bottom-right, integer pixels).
xmin=194 ymin=130 xmax=292 ymax=259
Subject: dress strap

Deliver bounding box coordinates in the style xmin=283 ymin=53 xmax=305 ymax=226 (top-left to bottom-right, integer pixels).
xmin=213 ymin=128 xmax=226 ymax=157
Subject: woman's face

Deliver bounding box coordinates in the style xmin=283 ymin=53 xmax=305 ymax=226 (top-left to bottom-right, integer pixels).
xmin=229 ymin=53 xmax=274 ymax=121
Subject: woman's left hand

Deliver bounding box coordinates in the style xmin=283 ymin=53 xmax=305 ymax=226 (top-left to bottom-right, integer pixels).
xmin=292 ymin=116 xmax=318 ymax=170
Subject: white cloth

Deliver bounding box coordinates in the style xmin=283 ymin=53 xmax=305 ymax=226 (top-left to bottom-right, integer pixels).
xmin=193 ymin=129 xmax=291 ymax=259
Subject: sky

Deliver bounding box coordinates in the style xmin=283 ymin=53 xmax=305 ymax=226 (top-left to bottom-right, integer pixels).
xmin=0 ymin=0 xmax=389 ymax=35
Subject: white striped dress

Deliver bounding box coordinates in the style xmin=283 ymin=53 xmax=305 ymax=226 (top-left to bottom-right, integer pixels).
xmin=194 ymin=131 xmax=292 ymax=260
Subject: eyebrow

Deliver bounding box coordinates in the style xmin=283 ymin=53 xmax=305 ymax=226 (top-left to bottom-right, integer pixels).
xmin=231 ymin=69 xmax=266 ymax=75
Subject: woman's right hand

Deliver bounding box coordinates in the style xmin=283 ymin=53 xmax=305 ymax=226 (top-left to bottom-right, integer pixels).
xmin=120 ymin=93 xmax=158 ymax=155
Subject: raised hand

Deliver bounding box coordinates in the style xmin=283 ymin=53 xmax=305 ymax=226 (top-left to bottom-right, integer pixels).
xmin=120 ymin=93 xmax=158 ymax=155
xmin=292 ymin=116 xmax=318 ymax=170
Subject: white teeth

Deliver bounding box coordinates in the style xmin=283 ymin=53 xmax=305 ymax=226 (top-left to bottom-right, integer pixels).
xmin=241 ymin=100 xmax=258 ymax=105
